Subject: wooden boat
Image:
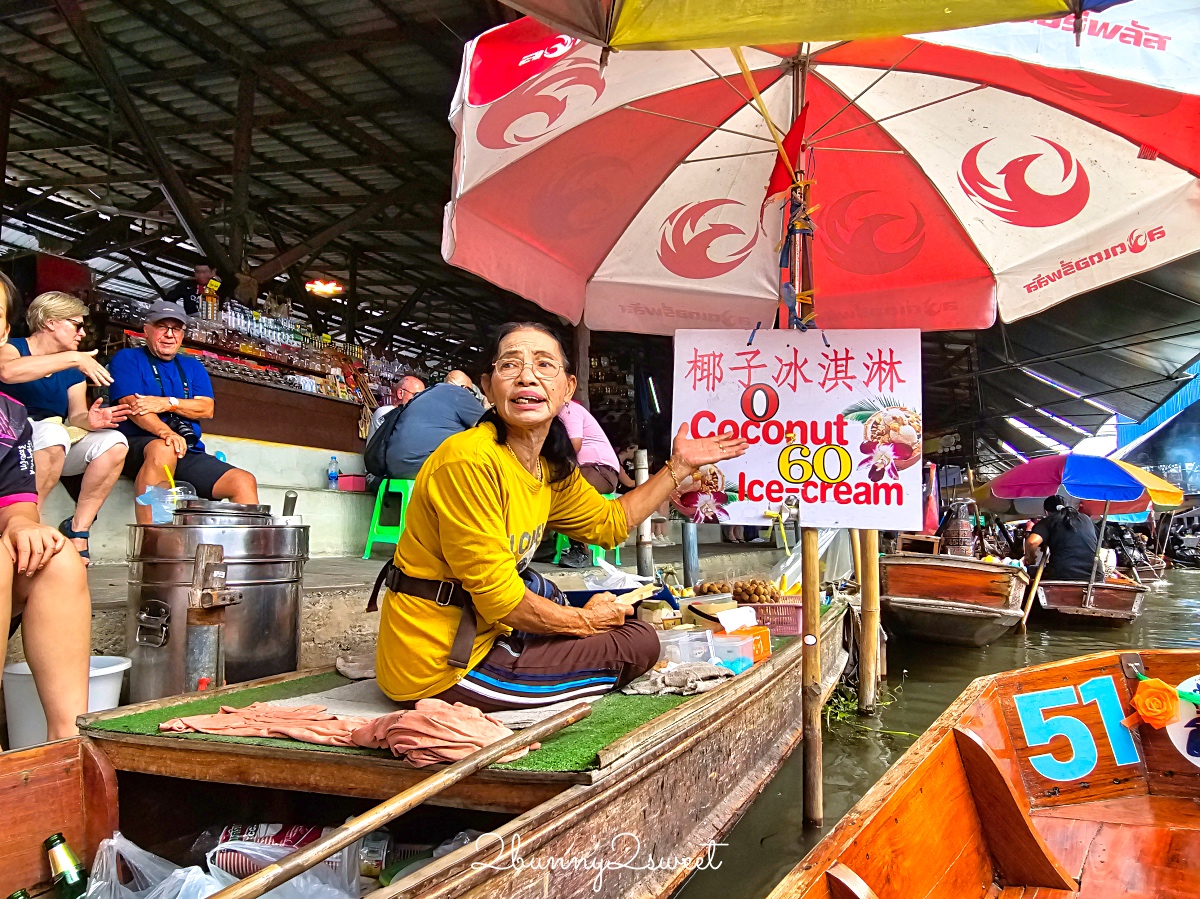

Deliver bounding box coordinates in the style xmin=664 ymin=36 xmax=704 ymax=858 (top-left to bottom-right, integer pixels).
xmin=1038 ymin=578 xmax=1148 ymax=621
xmin=63 ymin=602 xmax=850 ymax=899
xmin=1118 ymin=552 xmax=1167 ymax=583
xmin=878 ymin=553 xmax=1029 ymax=646
xmin=765 ymin=649 xmax=1200 ymax=899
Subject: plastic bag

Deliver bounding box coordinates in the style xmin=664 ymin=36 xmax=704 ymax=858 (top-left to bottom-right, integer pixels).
xmin=86 ymin=832 xmax=220 ymax=899
xmin=208 ymin=840 xmax=360 ymax=899
xmin=583 ymin=557 xmax=651 ymax=591
xmin=770 ymin=527 xmax=853 ymax=592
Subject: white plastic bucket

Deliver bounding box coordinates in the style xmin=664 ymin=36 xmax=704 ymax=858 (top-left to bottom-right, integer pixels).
xmin=3 ymin=655 xmax=131 ymax=748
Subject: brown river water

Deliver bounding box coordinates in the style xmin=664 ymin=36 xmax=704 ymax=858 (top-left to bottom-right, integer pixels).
xmin=677 ymin=568 xmax=1200 ymax=899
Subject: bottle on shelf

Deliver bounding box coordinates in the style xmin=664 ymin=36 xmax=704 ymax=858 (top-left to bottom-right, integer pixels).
xmin=327 ymin=456 xmax=340 ymax=490
xmin=44 ymin=834 xmax=87 ymax=899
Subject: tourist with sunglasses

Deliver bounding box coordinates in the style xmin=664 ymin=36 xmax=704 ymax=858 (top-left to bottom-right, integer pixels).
xmin=0 ymin=291 xmax=131 ymax=562
xmin=109 ymin=300 xmax=259 ymax=524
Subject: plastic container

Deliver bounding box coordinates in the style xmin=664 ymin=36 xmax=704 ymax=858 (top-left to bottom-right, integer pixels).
xmin=733 ymin=625 xmax=772 ymax=662
xmin=657 ymin=629 xmax=690 ymax=664
xmin=712 ymin=634 xmax=755 ymax=666
xmin=683 ymin=629 xmax=715 ymax=663
xmin=3 ymin=655 xmax=131 ymax=748
xmin=134 ymin=483 xmax=197 ymax=524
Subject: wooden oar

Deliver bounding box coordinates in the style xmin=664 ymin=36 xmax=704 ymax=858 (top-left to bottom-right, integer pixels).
xmin=207 ymin=702 xmax=592 ymax=899
xmin=1018 ymin=552 xmax=1047 ymax=633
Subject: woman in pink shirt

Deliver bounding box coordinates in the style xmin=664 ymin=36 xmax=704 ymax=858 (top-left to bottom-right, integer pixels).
xmin=557 ymin=399 xmax=623 ymax=567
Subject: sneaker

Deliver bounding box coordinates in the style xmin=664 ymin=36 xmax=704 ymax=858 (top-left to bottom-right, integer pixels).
xmin=749 ymin=537 xmax=767 ymax=544
xmin=558 ymin=546 xmax=593 ymax=568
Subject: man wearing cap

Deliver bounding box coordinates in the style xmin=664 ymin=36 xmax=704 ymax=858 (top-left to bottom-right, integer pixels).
xmin=108 ymin=301 xmax=258 ymax=523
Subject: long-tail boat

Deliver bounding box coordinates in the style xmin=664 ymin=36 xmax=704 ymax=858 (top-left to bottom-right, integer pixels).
xmin=0 ymin=602 xmax=850 ymax=899
xmin=879 ymin=553 xmax=1029 ymax=646
xmin=1038 ymin=578 xmax=1148 ymax=622
xmin=1119 ymin=552 xmax=1168 ymax=583
xmin=765 ymin=649 xmax=1200 ymax=899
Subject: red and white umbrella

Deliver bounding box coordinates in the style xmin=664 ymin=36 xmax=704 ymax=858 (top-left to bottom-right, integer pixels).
xmin=443 ymin=6 xmax=1200 ymax=334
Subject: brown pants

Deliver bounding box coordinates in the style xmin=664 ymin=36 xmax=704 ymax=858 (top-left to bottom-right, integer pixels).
xmin=434 ymin=619 xmax=660 ymax=712
xmin=579 ymin=463 xmax=619 ymax=495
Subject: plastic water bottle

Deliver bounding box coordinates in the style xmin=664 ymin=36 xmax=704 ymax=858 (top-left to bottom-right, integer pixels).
xmin=327 ymin=455 xmax=339 ymax=490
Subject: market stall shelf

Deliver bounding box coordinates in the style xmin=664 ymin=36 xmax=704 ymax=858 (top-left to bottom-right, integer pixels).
xmin=77 ymin=603 xmax=850 ymax=899
xmin=879 ymin=553 xmax=1029 ymax=646
xmin=763 ymin=649 xmax=1200 ymax=899
xmin=1037 ymin=580 xmax=1148 ymax=622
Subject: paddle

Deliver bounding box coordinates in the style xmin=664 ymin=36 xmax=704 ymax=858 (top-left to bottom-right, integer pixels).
xmin=1019 ymin=552 xmax=1047 ymax=634
xmin=206 ymin=702 xmax=592 ymax=899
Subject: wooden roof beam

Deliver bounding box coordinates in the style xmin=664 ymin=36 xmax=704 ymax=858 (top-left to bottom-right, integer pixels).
xmin=51 ymin=0 xmax=234 ymax=276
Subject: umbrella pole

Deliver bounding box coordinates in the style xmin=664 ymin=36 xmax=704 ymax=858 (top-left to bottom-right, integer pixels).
xmin=1084 ymin=500 xmax=1110 ymax=608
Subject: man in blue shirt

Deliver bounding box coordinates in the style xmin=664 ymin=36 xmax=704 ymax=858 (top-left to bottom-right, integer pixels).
xmin=383 ymin=376 xmax=484 ymax=478
xmin=108 ymin=301 xmax=258 ymax=523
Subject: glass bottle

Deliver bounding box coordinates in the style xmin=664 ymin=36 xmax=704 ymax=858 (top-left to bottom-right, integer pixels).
xmin=44 ymin=834 xmax=87 ymax=899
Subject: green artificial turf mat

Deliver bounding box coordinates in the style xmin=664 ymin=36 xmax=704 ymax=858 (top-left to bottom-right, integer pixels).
xmin=492 ymin=692 xmax=689 ymax=772
xmin=88 ymin=671 xmax=352 ymax=736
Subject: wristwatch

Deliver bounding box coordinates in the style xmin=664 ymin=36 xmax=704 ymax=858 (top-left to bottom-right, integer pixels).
xmin=167 ymin=397 xmax=179 ymax=408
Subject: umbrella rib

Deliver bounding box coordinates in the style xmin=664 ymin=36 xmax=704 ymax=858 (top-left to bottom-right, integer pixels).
xmin=620 ymin=105 xmax=775 ymax=143
xmin=810 ymin=84 xmax=987 ymax=145
xmin=811 ymin=147 xmax=905 ymax=154
xmin=683 ymin=149 xmax=778 ymax=164
xmin=807 ymin=41 xmax=926 ymax=140
xmin=690 ymin=49 xmax=757 ymax=106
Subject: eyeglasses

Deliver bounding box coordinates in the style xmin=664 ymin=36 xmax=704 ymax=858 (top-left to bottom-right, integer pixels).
xmin=493 ymin=357 xmax=564 ymax=380
xmin=64 ymin=319 xmax=85 ymax=333
xmin=154 ymin=322 xmax=185 ymax=335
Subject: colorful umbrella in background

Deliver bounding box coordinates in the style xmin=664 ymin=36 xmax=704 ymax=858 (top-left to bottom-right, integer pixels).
xmin=443 ymin=2 xmax=1200 ymax=335
xmin=973 ymin=453 xmax=1184 ymax=517
xmin=500 ymin=0 xmax=1127 ymax=51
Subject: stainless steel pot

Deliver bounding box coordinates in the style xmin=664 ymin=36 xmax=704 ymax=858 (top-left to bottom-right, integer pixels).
xmin=125 ymin=522 xmax=309 ymax=701
xmin=172 ymin=498 xmax=273 ymax=526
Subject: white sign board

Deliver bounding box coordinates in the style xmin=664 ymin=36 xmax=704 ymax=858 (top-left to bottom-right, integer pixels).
xmin=672 ymin=328 xmax=923 ymax=530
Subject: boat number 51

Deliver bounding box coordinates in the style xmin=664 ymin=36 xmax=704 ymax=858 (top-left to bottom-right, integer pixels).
xmin=1013 ymin=675 xmax=1141 ymax=782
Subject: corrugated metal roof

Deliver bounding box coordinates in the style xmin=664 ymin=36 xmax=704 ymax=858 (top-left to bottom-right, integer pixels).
xmin=0 ymin=0 xmax=551 ymax=367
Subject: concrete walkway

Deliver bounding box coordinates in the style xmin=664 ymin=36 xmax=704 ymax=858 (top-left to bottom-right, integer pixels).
xmin=80 ymin=541 xmax=788 ymax=668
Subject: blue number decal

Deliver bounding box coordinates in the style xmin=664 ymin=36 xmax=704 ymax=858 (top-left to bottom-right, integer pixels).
xmin=1013 ymin=686 xmax=1099 ymax=781
xmin=1079 ymin=675 xmax=1141 ymax=767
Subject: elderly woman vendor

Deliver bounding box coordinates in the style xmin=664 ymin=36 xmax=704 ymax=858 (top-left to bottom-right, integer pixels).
xmin=374 ymin=323 xmax=748 ymax=711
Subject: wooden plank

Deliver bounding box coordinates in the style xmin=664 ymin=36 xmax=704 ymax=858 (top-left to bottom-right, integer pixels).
xmin=952 ymin=728 xmax=1076 ymax=891
xmin=1034 ymin=795 xmax=1200 ymax=829
xmin=997 ymin=654 xmax=1147 ymax=809
xmin=0 ymin=739 xmax=90 ymax=896
xmin=1029 ymin=815 xmax=1102 ymax=881
xmin=1079 ymin=822 xmax=1200 ymax=897
xmin=80 ymin=737 xmax=119 ymax=867
xmin=90 ymin=734 xmax=574 ymax=815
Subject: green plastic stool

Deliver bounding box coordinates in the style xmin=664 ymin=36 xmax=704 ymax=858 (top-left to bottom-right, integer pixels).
xmin=362 ymin=478 xmax=416 ymax=559
xmin=552 ymin=493 xmax=621 ymax=566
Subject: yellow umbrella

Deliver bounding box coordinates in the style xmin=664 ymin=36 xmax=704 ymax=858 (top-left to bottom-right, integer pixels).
xmin=1114 ymin=461 xmax=1184 ymax=509
xmin=505 ymin=0 xmax=1086 ymax=51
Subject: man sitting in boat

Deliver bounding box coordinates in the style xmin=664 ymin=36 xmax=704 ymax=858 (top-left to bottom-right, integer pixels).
xmin=1024 ymin=496 xmax=1099 ymax=581
xmin=373 ymin=322 xmax=747 ymax=712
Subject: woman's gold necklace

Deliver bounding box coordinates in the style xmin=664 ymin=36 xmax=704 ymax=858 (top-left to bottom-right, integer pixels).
xmin=505 ymin=443 xmax=543 ymax=483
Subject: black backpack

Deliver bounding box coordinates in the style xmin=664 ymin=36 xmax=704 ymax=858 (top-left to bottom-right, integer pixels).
xmin=364 ymin=404 xmax=405 ymax=477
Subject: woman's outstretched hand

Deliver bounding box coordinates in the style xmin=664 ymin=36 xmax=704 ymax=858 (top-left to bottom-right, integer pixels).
xmin=670 ymin=422 xmax=749 ymax=474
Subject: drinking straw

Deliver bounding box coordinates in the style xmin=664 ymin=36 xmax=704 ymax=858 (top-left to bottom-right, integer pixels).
xmin=163 ymin=464 xmax=176 ymax=489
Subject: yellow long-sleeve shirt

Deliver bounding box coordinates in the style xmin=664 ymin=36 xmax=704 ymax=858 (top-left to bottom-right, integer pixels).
xmin=375 ymin=422 xmax=629 ymax=701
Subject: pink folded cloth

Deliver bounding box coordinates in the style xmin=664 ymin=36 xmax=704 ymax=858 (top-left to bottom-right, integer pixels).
xmin=159 ymin=702 xmax=370 ymax=746
xmin=350 ymin=698 xmax=539 ymax=767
